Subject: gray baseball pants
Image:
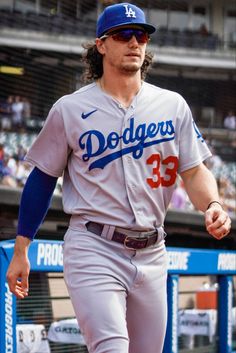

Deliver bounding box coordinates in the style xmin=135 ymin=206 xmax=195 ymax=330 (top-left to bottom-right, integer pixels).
xmin=63 ymin=224 xmax=168 ymax=353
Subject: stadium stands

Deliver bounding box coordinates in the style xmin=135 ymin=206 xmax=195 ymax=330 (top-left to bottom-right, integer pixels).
xmin=0 ymin=8 xmax=224 ymax=50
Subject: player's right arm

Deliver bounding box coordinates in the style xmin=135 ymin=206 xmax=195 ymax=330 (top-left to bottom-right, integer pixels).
xmin=7 ymin=236 xmax=31 ymax=299
xmin=6 ymin=167 xmax=58 ymax=299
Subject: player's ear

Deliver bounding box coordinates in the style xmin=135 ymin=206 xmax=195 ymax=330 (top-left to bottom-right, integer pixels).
xmin=96 ymin=38 xmax=105 ymax=55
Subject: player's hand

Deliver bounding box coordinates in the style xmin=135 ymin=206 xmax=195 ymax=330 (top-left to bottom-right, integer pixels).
xmin=6 ymin=236 xmax=31 ymax=299
xmin=7 ymin=253 xmax=30 ymax=299
xmin=205 ymin=203 xmax=231 ymax=240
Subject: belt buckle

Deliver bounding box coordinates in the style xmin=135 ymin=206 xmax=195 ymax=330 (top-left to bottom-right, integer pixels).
xmin=124 ymin=236 xmax=147 ymax=250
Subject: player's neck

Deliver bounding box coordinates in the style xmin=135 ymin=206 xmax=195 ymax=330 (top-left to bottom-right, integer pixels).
xmin=98 ymin=74 xmax=142 ymax=109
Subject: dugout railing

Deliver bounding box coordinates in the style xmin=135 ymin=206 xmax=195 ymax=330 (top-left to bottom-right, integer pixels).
xmin=0 ymin=239 xmax=235 ymax=353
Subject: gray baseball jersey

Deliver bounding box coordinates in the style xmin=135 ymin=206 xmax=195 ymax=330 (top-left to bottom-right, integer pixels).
xmin=25 ymin=82 xmax=211 ymax=230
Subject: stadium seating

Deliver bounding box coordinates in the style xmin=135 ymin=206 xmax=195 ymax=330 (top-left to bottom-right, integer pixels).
xmin=0 ymin=131 xmax=37 ymax=156
xmin=0 ymin=9 xmax=222 ymax=50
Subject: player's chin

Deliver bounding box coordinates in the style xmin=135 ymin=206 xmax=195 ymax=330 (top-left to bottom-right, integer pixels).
xmin=122 ymin=62 xmax=142 ymax=74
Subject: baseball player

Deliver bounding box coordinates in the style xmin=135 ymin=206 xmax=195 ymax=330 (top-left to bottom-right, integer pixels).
xmin=7 ymin=3 xmax=231 ymax=353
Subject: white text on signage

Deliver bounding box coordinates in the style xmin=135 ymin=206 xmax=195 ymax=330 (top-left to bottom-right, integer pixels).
xmin=37 ymin=243 xmax=63 ymax=267
xmin=5 ymin=282 xmax=13 ymax=353
xmin=217 ymin=254 xmax=236 ymax=271
xmin=167 ymin=251 xmax=190 ymax=270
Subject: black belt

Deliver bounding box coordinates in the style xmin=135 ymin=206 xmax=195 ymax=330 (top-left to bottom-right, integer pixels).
xmin=86 ymin=222 xmax=159 ymax=250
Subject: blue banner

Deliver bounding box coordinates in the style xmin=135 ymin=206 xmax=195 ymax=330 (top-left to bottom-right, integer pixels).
xmin=0 ymin=240 xmax=236 ymax=275
xmin=0 ymin=240 xmax=235 ymax=353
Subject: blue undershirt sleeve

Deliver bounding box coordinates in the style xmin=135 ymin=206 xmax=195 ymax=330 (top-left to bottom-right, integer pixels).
xmin=17 ymin=167 xmax=58 ymax=240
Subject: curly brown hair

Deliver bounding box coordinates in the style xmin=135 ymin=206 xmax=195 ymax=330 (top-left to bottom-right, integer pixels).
xmin=80 ymin=41 xmax=153 ymax=83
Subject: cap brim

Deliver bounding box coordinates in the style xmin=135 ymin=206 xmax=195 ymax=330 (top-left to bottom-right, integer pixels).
xmin=99 ymin=22 xmax=156 ymax=37
xmin=137 ymin=23 xmax=156 ymax=34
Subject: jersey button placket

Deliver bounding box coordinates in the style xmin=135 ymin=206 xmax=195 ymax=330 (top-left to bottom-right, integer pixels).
xmin=121 ymin=108 xmax=140 ymax=222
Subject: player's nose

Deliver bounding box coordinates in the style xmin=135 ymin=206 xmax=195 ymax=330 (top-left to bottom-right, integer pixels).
xmin=128 ymin=35 xmax=139 ymax=47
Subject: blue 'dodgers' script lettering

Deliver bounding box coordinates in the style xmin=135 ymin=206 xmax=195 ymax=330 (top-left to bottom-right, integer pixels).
xmin=78 ymin=117 xmax=175 ymax=170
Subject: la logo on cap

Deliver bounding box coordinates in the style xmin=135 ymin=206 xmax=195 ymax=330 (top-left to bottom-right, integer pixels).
xmin=123 ymin=4 xmax=136 ymax=18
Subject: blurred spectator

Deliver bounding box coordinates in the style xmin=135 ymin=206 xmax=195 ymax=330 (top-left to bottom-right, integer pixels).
xmin=101 ymin=0 xmax=117 ymax=6
xmin=0 ymin=150 xmax=31 ymax=188
xmin=7 ymin=154 xmax=18 ymax=175
xmin=0 ymin=143 xmax=4 ymax=162
xmin=170 ymin=178 xmax=193 ymax=211
xmin=15 ymin=158 xmax=32 ymax=187
xmin=0 ymin=154 xmax=18 ymax=188
xmin=224 ymin=110 xmax=236 ymax=130
xmin=218 ymin=176 xmax=236 ymax=217
xmin=199 ymin=24 xmax=209 ymax=36
xmin=0 ymin=95 xmax=13 ymax=131
xmin=22 ymin=97 xmax=31 ymax=125
xmin=0 ymin=143 xmax=4 ymax=173
xmin=15 ymin=144 xmax=27 ymax=161
xmin=12 ymin=95 xmax=24 ymax=129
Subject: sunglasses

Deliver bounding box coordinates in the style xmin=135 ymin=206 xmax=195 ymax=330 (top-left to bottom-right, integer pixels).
xmin=100 ymin=29 xmax=150 ymax=44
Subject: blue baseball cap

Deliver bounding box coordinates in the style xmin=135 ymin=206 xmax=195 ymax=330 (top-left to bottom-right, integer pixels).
xmin=96 ymin=3 xmax=156 ymax=38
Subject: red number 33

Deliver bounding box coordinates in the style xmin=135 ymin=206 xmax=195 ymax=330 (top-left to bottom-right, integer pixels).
xmin=146 ymin=154 xmax=178 ymax=188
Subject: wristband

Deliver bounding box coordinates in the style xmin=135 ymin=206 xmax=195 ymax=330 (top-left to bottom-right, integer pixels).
xmin=207 ymin=200 xmax=222 ymax=210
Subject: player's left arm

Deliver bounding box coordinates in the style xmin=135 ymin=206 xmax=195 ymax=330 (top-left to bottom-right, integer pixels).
xmin=180 ymin=163 xmax=231 ymax=240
